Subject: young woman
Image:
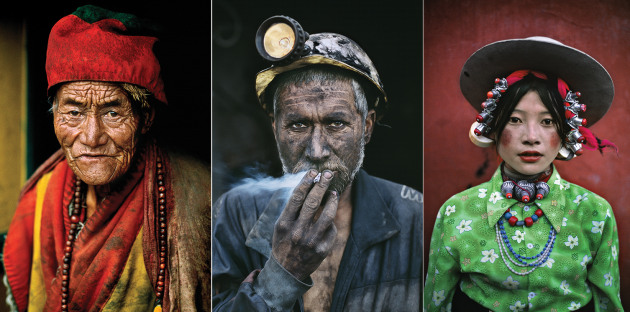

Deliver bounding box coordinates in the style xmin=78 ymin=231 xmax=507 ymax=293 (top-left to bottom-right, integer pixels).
xmin=424 ymin=37 xmax=622 ymax=311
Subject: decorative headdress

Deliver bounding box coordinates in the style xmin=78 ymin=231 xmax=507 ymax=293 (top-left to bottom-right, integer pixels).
xmin=460 ymin=37 xmax=617 ymax=160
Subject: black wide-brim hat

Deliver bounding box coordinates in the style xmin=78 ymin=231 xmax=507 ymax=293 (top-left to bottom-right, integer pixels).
xmin=460 ymin=36 xmax=614 ymax=126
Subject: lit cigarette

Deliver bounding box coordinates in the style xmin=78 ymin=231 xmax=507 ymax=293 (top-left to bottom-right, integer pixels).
xmin=313 ymin=172 xmax=322 ymax=183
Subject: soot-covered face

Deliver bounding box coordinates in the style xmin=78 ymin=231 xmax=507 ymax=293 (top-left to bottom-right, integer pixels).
xmin=272 ymin=78 xmax=374 ymax=194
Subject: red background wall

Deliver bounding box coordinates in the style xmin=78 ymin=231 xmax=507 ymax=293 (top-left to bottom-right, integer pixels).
xmin=424 ymin=0 xmax=630 ymax=306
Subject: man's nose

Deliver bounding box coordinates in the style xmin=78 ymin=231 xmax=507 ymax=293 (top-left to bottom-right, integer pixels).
xmin=80 ymin=114 xmax=108 ymax=147
xmin=305 ymin=126 xmax=331 ymax=161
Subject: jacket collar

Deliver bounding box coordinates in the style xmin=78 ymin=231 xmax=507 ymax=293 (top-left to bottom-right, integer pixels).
xmin=245 ymin=169 xmax=401 ymax=257
xmin=486 ymin=164 xmax=566 ymax=233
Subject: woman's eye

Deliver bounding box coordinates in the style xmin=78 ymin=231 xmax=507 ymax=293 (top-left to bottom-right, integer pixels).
xmin=542 ymin=119 xmax=554 ymax=125
xmin=509 ymin=117 xmax=521 ymax=123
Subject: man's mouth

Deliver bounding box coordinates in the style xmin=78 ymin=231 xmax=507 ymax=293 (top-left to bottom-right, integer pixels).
xmin=75 ymin=154 xmax=114 ymax=163
xmin=518 ymin=151 xmax=543 ymax=162
xmin=77 ymin=154 xmax=110 ymax=158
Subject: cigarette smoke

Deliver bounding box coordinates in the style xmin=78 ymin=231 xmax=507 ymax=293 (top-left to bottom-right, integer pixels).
xmin=229 ymin=167 xmax=307 ymax=194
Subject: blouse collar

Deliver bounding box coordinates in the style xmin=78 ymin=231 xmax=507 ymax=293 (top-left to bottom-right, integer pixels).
xmin=486 ymin=165 xmax=566 ymax=232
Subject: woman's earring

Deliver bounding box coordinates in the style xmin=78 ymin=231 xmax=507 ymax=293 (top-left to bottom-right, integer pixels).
xmin=469 ymin=121 xmax=494 ymax=147
xmin=557 ymin=146 xmax=575 ymax=160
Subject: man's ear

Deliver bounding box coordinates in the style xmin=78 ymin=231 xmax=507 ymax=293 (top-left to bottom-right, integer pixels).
xmin=271 ymin=119 xmax=279 ymax=139
xmin=364 ymin=109 xmax=376 ymax=144
xmin=141 ymin=107 xmax=156 ymax=134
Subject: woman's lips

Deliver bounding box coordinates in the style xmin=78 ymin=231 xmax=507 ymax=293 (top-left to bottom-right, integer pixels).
xmin=519 ymin=151 xmax=542 ymax=163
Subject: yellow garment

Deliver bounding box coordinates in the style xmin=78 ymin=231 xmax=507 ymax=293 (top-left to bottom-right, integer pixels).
xmin=28 ymin=172 xmax=155 ymax=311
xmin=101 ymin=230 xmax=155 ymax=311
xmin=27 ymin=172 xmax=52 ymax=311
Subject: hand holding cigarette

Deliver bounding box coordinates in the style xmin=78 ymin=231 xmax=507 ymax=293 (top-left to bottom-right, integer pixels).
xmin=313 ymin=172 xmax=322 ymax=183
xmin=271 ymin=169 xmax=338 ymax=281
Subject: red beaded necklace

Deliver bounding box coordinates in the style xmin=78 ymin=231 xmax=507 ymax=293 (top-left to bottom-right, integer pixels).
xmin=502 ymin=207 xmax=544 ymax=227
xmin=62 ymin=156 xmax=167 ymax=312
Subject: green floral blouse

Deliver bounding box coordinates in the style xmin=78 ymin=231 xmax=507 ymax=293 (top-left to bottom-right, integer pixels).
xmin=424 ymin=165 xmax=622 ymax=311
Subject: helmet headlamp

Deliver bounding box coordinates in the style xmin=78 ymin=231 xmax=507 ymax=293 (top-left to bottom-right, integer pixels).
xmin=255 ymin=15 xmax=309 ymax=62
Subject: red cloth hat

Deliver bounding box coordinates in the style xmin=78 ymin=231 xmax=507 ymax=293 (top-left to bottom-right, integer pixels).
xmin=46 ymin=5 xmax=167 ymax=104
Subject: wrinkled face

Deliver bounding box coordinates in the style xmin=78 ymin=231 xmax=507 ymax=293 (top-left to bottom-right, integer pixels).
xmin=273 ymin=79 xmax=374 ymax=194
xmin=53 ymin=81 xmax=145 ymax=186
xmin=497 ymin=90 xmax=563 ymax=176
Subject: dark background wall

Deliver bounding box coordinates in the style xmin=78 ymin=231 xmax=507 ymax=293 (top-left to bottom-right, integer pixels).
xmin=424 ymin=0 xmax=630 ymax=305
xmin=212 ymin=0 xmax=423 ymax=199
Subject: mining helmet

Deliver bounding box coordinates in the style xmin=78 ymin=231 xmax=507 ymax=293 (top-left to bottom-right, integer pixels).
xmin=254 ymin=15 xmax=387 ymax=119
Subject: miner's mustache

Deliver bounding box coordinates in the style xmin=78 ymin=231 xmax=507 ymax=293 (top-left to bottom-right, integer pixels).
xmin=290 ymin=160 xmax=349 ymax=175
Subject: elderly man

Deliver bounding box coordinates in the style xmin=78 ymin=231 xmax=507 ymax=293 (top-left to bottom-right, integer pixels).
xmin=2 ymin=5 xmax=211 ymax=312
xmin=212 ymin=16 xmax=422 ymax=311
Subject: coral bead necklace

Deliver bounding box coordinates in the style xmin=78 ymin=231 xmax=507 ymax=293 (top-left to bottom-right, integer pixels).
xmin=502 ymin=206 xmax=544 ymax=227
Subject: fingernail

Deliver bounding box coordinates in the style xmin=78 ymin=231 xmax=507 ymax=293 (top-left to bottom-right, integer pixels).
xmin=323 ymin=170 xmax=333 ymax=179
xmin=309 ymin=169 xmax=318 ymax=177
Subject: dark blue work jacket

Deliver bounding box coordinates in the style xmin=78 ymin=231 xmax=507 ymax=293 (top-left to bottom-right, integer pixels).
xmin=212 ymin=170 xmax=422 ymax=311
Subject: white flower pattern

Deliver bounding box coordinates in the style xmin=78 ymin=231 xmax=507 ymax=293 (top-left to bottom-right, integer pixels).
xmin=560 ymin=280 xmax=571 ymax=295
xmin=565 ymin=235 xmax=578 ymax=249
xmin=591 ymin=220 xmax=604 ymax=234
xmin=604 ymin=273 xmax=613 ymax=287
xmin=478 ymin=188 xmax=487 ymax=198
xmin=432 ymin=290 xmax=446 ymax=306
xmin=568 ymin=302 xmax=581 ymax=311
xmin=489 ymin=191 xmax=503 ymax=204
xmin=502 ymin=276 xmax=520 ymax=290
xmin=509 ymin=301 xmax=526 ymax=312
xmin=512 ymin=230 xmax=526 ymax=243
xmin=573 ymin=193 xmax=589 ymax=205
xmin=456 ymin=219 xmax=472 ymax=234
xmin=445 ymin=205 xmax=456 ymax=216
xmin=542 ymin=257 xmax=554 ymax=268
xmin=554 ymin=179 xmax=570 ymax=190
xmin=481 ymin=249 xmax=499 ymax=263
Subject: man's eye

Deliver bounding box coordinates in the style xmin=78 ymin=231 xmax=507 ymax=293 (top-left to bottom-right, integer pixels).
xmin=329 ymin=121 xmax=345 ymax=128
xmin=107 ymin=111 xmax=119 ymax=118
xmin=290 ymin=122 xmax=307 ymax=129
xmin=69 ymin=110 xmax=80 ymax=116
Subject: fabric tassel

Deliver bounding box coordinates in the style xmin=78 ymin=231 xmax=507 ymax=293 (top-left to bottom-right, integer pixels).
xmin=579 ymin=126 xmax=618 ymax=154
